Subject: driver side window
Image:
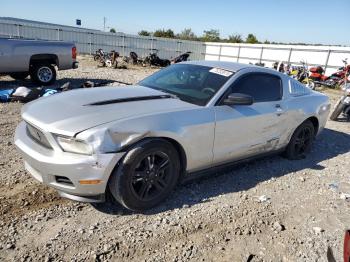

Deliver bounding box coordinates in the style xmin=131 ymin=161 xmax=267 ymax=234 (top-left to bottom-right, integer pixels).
xmin=230 ymin=73 xmax=282 ymax=102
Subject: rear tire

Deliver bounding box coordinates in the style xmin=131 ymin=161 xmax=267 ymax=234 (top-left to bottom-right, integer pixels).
xmin=330 ymin=99 xmax=345 ymax=121
xmin=285 ymin=120 xmax=315 ymax=160
xmin=30 ymin=64 xmax=56 ymax=86
xmin=9 ymin=72 xmax=29 ymax=80
xmin=108 ymin=139 xmax=180 ymax=212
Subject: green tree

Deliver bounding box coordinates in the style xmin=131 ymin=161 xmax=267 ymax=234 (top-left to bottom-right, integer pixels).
xmin=153 ymin=29 xmax=175 ymax=38
xmin=246 ymin=33 xmax=259 ymax=44
xmin=109 ymin=28 xmax=116 ymax=33
xmin=138 ymin=30 xmax=152 ymax=36
xmin=201 ymin=29 xmax=220 ymax=42
xmin=177 ymin=28 xmax=197 ymax=40
xmin=228 ymin=34 xmax=243 ymax=43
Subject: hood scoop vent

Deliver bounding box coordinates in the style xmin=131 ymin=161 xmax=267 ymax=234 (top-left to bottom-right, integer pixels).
xmin=84 ymin=95 xmax=173 ymax=106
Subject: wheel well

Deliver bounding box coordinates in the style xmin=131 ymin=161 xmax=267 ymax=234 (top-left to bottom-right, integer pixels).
xmin=159 ymin=137 xmax=187 ymax=176
xmin=116 ymin=137 xmax=188 ymax=176
xmin=306 ymin=116 xmax=319 ymax=135
xmin=30 ymin=54 xmax=59 ymax=67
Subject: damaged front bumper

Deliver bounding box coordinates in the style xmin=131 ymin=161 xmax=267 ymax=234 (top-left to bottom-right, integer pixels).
xmin=14 ymin=121 xmax=124 ymax=202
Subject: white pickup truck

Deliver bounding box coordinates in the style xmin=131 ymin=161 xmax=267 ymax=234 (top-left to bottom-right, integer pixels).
xmin=0 ymin=38 xmax=78 ymax=85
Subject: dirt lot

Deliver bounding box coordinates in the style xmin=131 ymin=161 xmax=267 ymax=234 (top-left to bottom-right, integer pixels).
xmin=0 ymin=56 xmax=349 ymax=262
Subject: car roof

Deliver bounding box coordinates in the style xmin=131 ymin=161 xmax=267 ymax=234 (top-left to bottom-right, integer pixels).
xmin=180 ymin=60 xmax=256 ymax=72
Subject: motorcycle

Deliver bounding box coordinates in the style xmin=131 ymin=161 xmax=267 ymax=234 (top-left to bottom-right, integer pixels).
xmin=330 ymin=80 xmax=350 ymax=121
xmin=123 ymin=51 xmax=143 ymax=65
xmin=309 ymin=59 xmax=350 ymax=88
xmin=292 ymin=61 xmax=315 ymax=89
xmin=171 ymin=52 xmax=191 ymax=64
xmin=143 ymin=52 xmax=170 ymax=67
xmin=93 ymin=49 xmax=113 ymax=67
xmin=273 ymin=61 xmax=286 ymax=73
xmin=110 ymin=50 xmax=120 ymax=68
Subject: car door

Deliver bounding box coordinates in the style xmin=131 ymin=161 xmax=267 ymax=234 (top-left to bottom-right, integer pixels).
xmin=213 ymin=72 xmax=287 ymax=165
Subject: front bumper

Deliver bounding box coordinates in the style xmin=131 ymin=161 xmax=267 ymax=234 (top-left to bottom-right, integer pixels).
xmin=14 ymin=121 xmax=124 ymax=202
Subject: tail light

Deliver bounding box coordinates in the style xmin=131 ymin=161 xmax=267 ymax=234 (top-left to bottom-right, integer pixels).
xmin=72 ymin=46 xmax=77 ymax=59
xmin=345 ymin=230 xmax=350 ymax=262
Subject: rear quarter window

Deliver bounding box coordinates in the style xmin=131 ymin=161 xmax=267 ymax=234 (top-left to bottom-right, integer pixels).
xmin=289 ymin=79 xmax=311 ymax=96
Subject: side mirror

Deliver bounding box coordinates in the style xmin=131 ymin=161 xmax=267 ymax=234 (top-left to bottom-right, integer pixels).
xmin=223 ymin=93 xmax=254 ymax=106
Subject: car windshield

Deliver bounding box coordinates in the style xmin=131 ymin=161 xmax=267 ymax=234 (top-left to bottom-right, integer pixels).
xmin=139 ymin=64 xmax=234 ymax=106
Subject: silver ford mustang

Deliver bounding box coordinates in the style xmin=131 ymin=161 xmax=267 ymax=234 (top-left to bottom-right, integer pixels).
xmin=15 ymin=61 xmax=330 ymax=211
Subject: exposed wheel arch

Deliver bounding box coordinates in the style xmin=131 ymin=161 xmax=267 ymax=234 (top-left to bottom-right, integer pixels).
xmin=158 ymin=137 xmax=187 ymax=176
xmin=30 ymin=54 xmax=59 ymax=67
xmin=288 ymin=116 xmax=319 ymax=143
xmin=284 ymin=119 xmax=315 ymax=160
xmin=113 ymin=137 xmax=187 ymax=178
xmin=306 ymin=116 xmax=319 ymax=137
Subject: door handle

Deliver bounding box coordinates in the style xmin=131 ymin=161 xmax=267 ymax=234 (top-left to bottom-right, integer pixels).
xmin=275 ymin=104 xmax=284 ymax=116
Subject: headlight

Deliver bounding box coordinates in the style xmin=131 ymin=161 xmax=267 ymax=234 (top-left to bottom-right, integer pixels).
xmin=55 ymin=136 xmax=93 ymax=155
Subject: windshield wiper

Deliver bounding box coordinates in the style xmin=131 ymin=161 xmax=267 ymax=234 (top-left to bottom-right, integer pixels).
xmin=141 ymin=84 xmax=181 ymax=101
xmin=161 ymin=91 xmax=180 ymax=100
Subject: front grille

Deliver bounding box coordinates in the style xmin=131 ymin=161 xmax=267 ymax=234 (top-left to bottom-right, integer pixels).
xmin=26 ymin=123 xmax=52 ymax=149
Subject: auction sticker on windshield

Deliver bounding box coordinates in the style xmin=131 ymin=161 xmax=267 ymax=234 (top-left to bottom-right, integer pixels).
xmin=209 ymin=68 xmax=233 ymax=77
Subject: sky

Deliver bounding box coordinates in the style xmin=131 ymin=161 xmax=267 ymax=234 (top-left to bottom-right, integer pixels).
xmin=1 ymin=0 xmax=349 ymax=46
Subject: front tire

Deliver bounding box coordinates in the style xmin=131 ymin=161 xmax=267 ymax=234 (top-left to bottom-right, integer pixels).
xmin=285 ymin=120 xmax=315 ymax=160
xmin=30 ymin=64 xmax=56 ymax=85
xmin=108 ymin=139 xmax=180 ymax=211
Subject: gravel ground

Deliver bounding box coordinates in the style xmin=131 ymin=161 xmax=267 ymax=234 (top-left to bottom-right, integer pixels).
xmin=0 ymin=56 xmax=349 ymax=262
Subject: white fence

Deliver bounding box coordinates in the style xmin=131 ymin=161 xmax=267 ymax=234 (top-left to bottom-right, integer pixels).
xmin=205 ymin=43 xmax=350 ymax=75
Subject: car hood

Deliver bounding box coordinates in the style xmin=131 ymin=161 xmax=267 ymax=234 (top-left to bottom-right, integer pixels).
xmin=22 ymin=85 xmax=197 ymax=136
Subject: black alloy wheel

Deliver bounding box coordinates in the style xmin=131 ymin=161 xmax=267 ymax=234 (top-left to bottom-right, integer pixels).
xmin=130 ymin=152 xmax=171 ymax=201
xmin=285 ymin=120 xmax=315 ymax=160
xmin=293 ymin=126 xmax=313 ymax=157
xmin=108 ymin=139 xmax=180 ymax=211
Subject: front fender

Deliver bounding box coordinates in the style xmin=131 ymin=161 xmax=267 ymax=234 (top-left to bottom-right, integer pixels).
xmin=77 ymin=107 xmax=216 ymax=172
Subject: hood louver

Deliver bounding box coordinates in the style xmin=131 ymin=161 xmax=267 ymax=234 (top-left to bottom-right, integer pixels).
xmin=84 ymin=95 xmax=173 ymax=106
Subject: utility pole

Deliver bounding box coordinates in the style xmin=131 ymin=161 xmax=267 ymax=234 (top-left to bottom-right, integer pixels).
xmin=103 ymin=17 xmax=106 ymax=32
